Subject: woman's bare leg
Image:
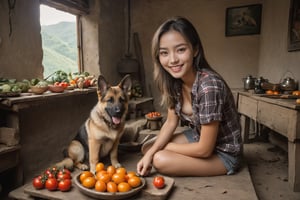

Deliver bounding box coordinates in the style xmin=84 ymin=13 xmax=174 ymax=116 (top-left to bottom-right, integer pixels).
xmin=152 ymin=150 xmax=227 ymax=176
xmin=142 ymin=133 xmax=227 ymax=176
xmin=141 ymin=132 xmax=188 ymax=154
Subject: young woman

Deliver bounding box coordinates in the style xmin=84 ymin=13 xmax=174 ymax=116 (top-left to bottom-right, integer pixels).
xmin=137 ymin=16 xmax=242 ymax=177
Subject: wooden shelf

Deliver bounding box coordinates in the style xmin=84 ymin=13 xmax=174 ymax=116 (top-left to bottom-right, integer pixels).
xmin=0 ymin=144 xmax=21 ymax=173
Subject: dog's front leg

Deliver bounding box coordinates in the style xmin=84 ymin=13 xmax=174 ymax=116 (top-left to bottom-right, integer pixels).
xmin=110 ymin=138 xmax=121 ymax=169
xmin=89 ymin=139 xmax=101 ymax=174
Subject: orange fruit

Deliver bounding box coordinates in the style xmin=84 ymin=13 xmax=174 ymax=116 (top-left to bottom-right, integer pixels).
xmin=293 ymin=90 xmax=300 ymax=96
xmin=95 ymin=180 xmax=107 ymax=192
xmin=95 ymin=162 xmax=105 ymax=172
xmin=96 ymin=170 xmax=108 ymax=178
xmin=116 ymin=167 xmax=127 ymax=175
xmin=112 ymin=173 xmax=126 ymax=184
xmin=106 ymin=165 xmax=116 ymax=175
xmin=106 ymin=181 xmax=118 ymax=193
xmin=266 ymin=90 xmax=274 ymax=95
xmin=80 ymin=171 xmax=94 ymax=183
xmin=128 ymin=176 xmax=141 ymax=188
xmin=82 ymin=176 xmax=96 ymax=188
xmin=97 ymin=172 xmax=111 ymax=183
xmin=125 ymin=171 xmax=137 ymax=181
xmin=273 ymin=91 xmax=279 ymax=95
xmin=117 ymin=182 xmax=131 ymax=192
xmin=95 ymin=170 xmax=105 ymax=179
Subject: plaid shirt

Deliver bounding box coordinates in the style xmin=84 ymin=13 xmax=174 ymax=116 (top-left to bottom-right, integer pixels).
xmin=175 ymin=69 xmax=242 ymax=156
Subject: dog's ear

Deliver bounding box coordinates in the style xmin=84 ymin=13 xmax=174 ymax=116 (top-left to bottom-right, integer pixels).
xmin=97 ymin=75 xmax=110 ymax=96
xmin=118 ymin=74 xmax=132 ymax=97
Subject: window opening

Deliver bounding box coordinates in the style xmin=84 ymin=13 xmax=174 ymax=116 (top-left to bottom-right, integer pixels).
xmin=40 ymin=4 xmax=78 ymax=78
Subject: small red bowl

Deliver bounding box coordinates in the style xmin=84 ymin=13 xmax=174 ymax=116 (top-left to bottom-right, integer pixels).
xmin=48 ymin=85 xmax=65 ymax=93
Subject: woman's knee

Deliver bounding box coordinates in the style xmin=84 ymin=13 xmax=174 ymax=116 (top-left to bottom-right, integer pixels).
xmin=152 ymin=150 xmax=170 ymax=169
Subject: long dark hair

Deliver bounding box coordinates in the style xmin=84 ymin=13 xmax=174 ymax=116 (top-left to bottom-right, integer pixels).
xmin=152 ymin=16 xmax=212 ymax=107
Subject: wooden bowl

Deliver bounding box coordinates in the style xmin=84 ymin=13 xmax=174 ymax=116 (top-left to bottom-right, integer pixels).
xmin=48 ymin=85 xmax=65 ymax=93
xmin=30 ymin=86 xmax=48 ymax=95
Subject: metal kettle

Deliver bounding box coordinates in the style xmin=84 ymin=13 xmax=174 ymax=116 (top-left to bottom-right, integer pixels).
xmin=280 ymin=77 xmax=297 ymax=91
xmin=243 ymin=75 xmax=256 ymax=90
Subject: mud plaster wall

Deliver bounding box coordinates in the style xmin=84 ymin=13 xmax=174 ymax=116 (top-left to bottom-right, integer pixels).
xmin=128 ymin=0 xmax=300 ymax=109
xmin=0 ymin=0 xmax=43 ymax=80
xmin=258 ymin=0 xmax=300 ymax=83
xmin=82 ymin=0 xmax=126 ymax=84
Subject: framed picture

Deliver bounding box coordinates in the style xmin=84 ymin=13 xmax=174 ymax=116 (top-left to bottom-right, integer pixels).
xmin=225 ymin=4 xmax=262 ymax=37
xmin=288 ymin=0 xmax=300 ymax=51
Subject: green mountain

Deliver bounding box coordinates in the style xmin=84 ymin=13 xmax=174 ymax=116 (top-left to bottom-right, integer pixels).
xmin=41 ymin=22 xmax=78 ymax=77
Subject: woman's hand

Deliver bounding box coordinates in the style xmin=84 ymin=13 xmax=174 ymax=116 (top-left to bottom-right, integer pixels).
xmin=137 ymin=153 xmax=153 ymax=176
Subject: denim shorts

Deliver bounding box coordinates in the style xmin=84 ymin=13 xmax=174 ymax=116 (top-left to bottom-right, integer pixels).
xmin=183 ymin=128 xmax=240 ymax=175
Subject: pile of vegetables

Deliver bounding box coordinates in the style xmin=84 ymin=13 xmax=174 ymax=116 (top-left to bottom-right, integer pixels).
xmin=0 ymin=78 xmax=31 ymax=93
xmin=0 ymin=70 xmax=97 ymax=95
xmin=46 ymin=70 xmax=97 ymax=89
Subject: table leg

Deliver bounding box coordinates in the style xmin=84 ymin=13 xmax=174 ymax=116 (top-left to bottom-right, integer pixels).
xmin=288 ymin=140 xmax=300 ymax=192
xmin=240 ymin=115 xmax=250 ymax=143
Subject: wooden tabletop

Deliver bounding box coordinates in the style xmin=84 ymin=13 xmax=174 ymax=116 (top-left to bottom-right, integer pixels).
xmin=238 ymin=91 xmax=300 ymax=110
xmin=0 ymin=87 xmax=97 ymax=110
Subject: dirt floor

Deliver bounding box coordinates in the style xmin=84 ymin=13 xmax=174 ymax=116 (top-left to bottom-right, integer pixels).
xmin=244 ymin=141 xmax=300 ymax=200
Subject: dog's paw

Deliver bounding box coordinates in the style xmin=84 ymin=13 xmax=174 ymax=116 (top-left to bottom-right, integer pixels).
xmin=76 ymin=163 xmax=89 ymax=171
xmin=114 ymin=163 xmax=122 ymax=169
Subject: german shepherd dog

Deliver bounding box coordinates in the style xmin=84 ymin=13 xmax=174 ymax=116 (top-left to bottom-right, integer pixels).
xmin=56 ymin=74 xmax=132 ymax=173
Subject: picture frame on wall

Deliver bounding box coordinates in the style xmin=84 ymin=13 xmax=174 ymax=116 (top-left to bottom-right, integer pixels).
xmin=225 ymin=4 xmax=262 ymax=37
xmin=288 ymin=0 xmax=300 ymax=51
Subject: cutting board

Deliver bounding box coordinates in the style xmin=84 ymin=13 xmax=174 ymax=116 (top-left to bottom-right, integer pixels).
xmin=142 ymin=176 xmax=175 ymax=200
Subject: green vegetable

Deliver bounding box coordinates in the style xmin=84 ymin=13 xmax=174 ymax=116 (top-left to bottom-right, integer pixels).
xmin=8 ymin=79 xmax=17 ymax=84
xmin=1 ymin=84 xmax=11 ymax=92
xmin=81 ymin=71 xmax=90 ymax=77
xmin=31 ymin=78 xmax=40 ymax=86
xmin=11 ymin=85 xmax=21 ymax=93
xmin=51 ymin=70 xmax=68 ymax=83
xmin=16 ymin=82 xmax=29 ymax=92
xmin=36 ymin=81 xmax=48 ymax=87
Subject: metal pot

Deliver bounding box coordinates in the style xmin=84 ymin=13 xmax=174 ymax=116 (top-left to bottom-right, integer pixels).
xmin=255 ymin=76 xmax=268 ymax=94
xmin=280 ymin=77 xmax=297 ymax=91
xmin=243 ymin=75 xmax=256 ymax=90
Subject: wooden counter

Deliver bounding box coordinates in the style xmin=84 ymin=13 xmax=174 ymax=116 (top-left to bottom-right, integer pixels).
xmin=237 ymin=91 xmax=300 ymax=191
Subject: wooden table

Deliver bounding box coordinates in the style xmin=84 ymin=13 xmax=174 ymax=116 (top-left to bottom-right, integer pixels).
xmin=237 ymin=91 xmax=300 ymax=191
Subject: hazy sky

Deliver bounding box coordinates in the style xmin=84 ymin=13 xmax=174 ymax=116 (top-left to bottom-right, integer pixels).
xmin=40 ymin=5 xmax=75 ymax=25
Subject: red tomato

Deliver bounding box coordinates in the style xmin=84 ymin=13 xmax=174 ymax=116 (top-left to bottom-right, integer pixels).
xmin=45 ymin=178 xmax=58 ymax=191
xmin=32 ymin=176 xmax=44 ymax=189
xmin=47 ymin=173 xmax=55 ymax=179
xmin=59 ymin=82 xmax=68 ymax=89
xmin=58 ymin=179 xmax=72 ymax=192
xmin=83 ymin=79 xmax=90 ymax=87
xmin=44 ymin=169 xmax=52 ymax=176
xmin=57 ymin=170 xmax=71 ymax=180
xmin=62 ymin=168 xmax=71 ymax=175
xmin=153 ymin=176 xmax=165 ymax=189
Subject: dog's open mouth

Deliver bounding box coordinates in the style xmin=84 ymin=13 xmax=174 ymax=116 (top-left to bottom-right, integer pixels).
xmin=112 ymin=116 xmax=121 ymax=125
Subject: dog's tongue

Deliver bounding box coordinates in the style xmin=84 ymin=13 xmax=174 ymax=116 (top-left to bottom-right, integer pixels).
xmin=112 ymin=117 xmax=121 ymax=125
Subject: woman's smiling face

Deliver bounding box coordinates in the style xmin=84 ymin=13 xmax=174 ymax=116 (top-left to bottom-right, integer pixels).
xmin=158 ymin=30 xmax=197 ymax=80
